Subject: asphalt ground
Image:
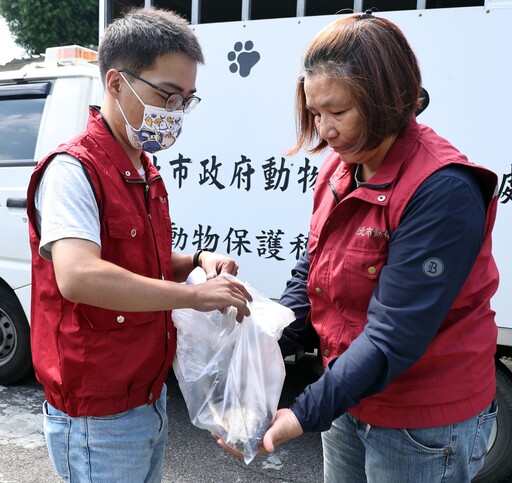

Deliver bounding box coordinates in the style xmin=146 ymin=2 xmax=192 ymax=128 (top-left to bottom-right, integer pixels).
xmin=0 ymin=357 xmax=323 ymax=483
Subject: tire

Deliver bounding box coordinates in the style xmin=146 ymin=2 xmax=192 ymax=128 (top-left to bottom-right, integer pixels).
xmin=0 ymin=284 xmax=33 ymax=385
xmin=472 ymin=359 xmax=512 ymax=482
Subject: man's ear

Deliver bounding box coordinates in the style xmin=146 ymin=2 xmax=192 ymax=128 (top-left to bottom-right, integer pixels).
xmin=105 ymin=69 xmax=122 ymax=99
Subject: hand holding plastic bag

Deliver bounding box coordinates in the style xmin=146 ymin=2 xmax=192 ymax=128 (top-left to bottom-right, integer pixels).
xmin=172 ymin=268 xmax=295 ymax=464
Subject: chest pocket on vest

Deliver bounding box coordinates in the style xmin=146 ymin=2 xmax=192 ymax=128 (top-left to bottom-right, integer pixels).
xmin=341 ymin=247 xmax=387 ymax=311
xmin=106 ymin=214 xmax=146 ymax=271
xmin=108 ymin=214 xmax=145 ymax=239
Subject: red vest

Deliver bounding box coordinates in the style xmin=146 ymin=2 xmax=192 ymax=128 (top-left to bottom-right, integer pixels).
xmin=308 ymin=119 xmax=499 ymax=427
xmin=27 ymin=108 xmax=176 ymax=417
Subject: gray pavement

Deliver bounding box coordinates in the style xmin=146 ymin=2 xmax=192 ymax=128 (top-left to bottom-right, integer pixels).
xmin=0 ymin=358 xmax=323 ymax=483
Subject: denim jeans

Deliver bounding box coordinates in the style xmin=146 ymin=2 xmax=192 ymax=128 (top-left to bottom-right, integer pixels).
xmin=43 ymin=384 xmax=168 ymax=483
xmin=322 ymin=400 xmax=498 ymax=483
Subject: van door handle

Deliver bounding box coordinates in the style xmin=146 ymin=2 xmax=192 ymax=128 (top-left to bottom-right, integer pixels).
xmin=6 ymin=198 xmax=27 ymax=208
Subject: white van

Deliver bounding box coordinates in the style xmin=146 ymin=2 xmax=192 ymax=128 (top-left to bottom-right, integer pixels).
xmin=1 ymin=2 xmax=512 ymax=481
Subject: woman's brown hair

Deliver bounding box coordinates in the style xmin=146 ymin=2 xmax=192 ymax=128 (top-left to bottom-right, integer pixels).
xmin=289 ymin=13 xmax=422 ymax=155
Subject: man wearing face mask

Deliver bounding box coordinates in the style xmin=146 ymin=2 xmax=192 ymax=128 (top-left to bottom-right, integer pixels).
xmin=26 ymin=7 xmax=252 ymax=483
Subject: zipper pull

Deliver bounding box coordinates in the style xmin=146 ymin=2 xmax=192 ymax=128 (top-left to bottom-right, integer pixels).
xmin=145 ymin=184 xmax=152 ymax=219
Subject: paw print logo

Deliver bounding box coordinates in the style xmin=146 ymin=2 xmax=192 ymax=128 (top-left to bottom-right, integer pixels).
xmin=227 ymin=41 xmax=260 ymax=78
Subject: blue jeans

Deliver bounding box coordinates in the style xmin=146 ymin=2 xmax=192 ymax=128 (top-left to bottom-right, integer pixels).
xmin=322 ymin=400 xmax=498 ymax=483
xmin=43 ymin=384 xmax=168 ymax=483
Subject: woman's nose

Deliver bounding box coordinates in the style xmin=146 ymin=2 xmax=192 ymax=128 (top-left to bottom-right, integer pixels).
xmin=317 ymin=117 xmax=337 ymax=140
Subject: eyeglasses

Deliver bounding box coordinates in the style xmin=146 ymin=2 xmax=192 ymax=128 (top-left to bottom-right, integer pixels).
xmin=119 ymin=69 xmax=201 ymax=113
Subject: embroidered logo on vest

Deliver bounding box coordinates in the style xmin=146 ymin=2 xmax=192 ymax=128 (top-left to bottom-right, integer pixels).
xmin=355 ymin=226 xmax=390 ymax=239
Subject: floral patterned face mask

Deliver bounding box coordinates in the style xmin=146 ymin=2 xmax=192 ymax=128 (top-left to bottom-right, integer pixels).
xmin=117 ymin=72 xmax=184 ymax=154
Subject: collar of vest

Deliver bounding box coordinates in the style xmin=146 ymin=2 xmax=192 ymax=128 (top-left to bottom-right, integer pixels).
xmin=88 ymin=106 xmax=160 ymax=183
xmin=327 ymin=120 xmax=421 ymax=202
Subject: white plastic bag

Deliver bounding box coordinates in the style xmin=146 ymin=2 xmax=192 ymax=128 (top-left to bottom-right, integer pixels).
xmin=172 ymin=268 xmax=295 ymax=464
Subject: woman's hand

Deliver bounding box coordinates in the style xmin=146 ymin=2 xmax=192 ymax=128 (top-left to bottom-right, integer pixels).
xmin=215 ymin=408 xmax=304 ymax=458
xmin=261 ymin=408 xmax=304 ymax=453
xmin=213 ymin=434 xmax=246 ymax=459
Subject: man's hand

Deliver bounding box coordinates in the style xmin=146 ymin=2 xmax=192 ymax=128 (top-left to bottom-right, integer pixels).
xmin=191 ymin=275 xmax=252 ymax=322
xmin=199 ymin=251 xmax=239 ymax=279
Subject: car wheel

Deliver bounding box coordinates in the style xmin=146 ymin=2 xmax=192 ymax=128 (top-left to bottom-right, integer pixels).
xmin=0 ymin=284 xmax=32 ymax=385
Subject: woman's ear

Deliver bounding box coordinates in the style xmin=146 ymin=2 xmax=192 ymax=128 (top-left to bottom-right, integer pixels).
xmin=105 ymin=69 xmax=122 ymax=99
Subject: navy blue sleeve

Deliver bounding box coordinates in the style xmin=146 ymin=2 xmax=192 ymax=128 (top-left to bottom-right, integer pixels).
xmin=290 ymin=166 xmax=487 ymax=432
xmin=278 ymin=249 xmax=312 ymax=357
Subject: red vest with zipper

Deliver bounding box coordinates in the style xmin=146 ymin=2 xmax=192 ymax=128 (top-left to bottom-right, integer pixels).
xmin=26 ymin=107 xmax=175 ymax=417
xmin=308 ymin=119 xmax=499 ymax=428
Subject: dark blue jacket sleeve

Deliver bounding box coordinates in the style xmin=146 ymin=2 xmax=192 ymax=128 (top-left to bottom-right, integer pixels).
xmin=290 ymin=166 xmax=488 ymax=432
xmin=278 ymin=249 xmax=312 ymax=357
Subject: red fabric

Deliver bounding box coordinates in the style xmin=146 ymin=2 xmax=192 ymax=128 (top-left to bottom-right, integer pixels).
xmin=27 ymin=108 xmax=175 ymax=417
xmin=308 ymin=119 xmax=499 ymax=427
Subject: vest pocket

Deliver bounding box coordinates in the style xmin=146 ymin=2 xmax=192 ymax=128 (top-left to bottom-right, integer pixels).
xmin=80 ymin=304 xmax=158 ymax=331
xmin=342 ymin=247 xmax=387 ymax=311
xmin=107 ymin=214 xmax=146 ymax=239
xmin=105 ymin=214 xmax=148 ymax=272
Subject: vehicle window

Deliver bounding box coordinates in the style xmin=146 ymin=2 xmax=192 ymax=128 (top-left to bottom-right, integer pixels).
xmin=0 ymin=96 xmax=45 ymax=165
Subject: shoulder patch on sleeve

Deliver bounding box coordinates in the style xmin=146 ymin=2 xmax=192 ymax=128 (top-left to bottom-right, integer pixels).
xmin=422 ymin=257 xmax=444 ymax=277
